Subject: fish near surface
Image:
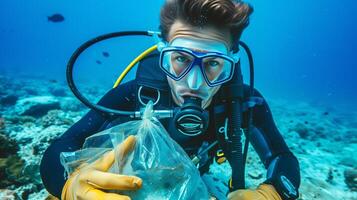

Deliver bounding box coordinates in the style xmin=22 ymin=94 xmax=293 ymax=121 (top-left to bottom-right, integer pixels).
xmin=47 ymin=14 xmax=65 ymax=23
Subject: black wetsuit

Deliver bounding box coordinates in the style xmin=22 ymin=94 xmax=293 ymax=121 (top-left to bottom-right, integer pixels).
xmin=40 ymin=54 xmax=300 ymax=200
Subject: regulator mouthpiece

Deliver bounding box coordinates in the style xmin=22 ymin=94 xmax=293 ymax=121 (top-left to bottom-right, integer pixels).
xmin=173 ymin=96 xmax=209 ymax=136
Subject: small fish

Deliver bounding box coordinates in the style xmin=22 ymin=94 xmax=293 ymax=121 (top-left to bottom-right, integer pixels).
xmin=102 ymin=51 xmax=110 ymax=57
xmin=96 ymin=60 xmax=102 ymax=64
xmin=48 ymin=14 xmax=65 ymax=23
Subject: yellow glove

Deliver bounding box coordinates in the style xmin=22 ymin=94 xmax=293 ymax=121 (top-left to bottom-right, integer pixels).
xmin=228 ymin=184 xmax=282 ymax=200
xmin=61 ymin=135 xmax=142 ymax=200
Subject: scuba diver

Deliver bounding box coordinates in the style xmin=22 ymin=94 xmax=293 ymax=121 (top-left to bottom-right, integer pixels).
xmin=40 ymin=0 xmax=301 ymax=199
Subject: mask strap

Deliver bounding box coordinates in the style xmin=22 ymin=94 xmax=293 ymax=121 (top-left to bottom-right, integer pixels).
xmin=157 ymin=41 xmax=167 ymax=52
xmin=148 ymin=31 xmax=167 ymax=52
xmin=230 ymin=50 xmax=241 ymax=63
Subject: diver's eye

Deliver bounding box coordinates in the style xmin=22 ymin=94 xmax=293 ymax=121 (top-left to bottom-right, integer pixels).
xmin=176 ymin=56 xmax=189 ymax=63
xmin=206 ymin=60 xmax=220 ymax=67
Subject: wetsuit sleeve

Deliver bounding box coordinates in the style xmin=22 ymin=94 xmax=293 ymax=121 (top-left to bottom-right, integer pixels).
xmin=248 ymin=89 xmax=300 ymax=200
xmin=40 ymin=80 xmax=137 ymax=198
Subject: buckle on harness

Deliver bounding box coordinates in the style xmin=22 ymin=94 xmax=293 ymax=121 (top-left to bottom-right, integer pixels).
xmin=137 ymin=85 xmax=161 ymax=106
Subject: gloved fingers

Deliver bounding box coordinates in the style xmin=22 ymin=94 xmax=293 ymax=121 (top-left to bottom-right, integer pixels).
xmin=116 ymin=135 xmax=136 ymax=161
xmin=227 ymin=185 xmax=282 ymax=200
xmin=61 ymin=174 xmax=77 ymax=200
xmin=227 ymin=189 xmax=258 ymax=200
xmin=227 ymin=190 xmax=239 ymax=200
xmin=93 ymin=135 xmax=136 ymax=171
xmin=257 ymin=184 xmax=276 ymax=191
xmin=257 ymin=184 xmax=282 ymax=200
xmin=85 ymin=188 xmax=132 ymax=200
xmin=86 ymin=170 xmax=142 ymax=190
xmin=103 ymin=192 xmax=132 ymax=200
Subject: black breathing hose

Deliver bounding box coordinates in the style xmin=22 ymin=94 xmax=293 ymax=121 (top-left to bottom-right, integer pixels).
xmin=239 ymin=41 xmax=255 ymax=165
xmin=229 ymin=100 xmax=245 ymax=190
xmin=228 ymin=41 xmax=255 ymax=190
xmin=66 ymin=31 xmax=152 ymax=117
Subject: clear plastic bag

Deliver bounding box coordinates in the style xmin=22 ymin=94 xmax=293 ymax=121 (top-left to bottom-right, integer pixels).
xmin=60 ymin=102 xmax=209 ymax=200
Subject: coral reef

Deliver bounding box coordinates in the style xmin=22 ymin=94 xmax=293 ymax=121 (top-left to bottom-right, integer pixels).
xmin=0 ymin=95 xmax=19 ymax=106
xmin=16 ymin=96 xmax=61 ymax=117
xmin=0 ymin=155 xmax=29 ymax=187
xmin=344 ymin=168 xmax=357 ymax=192
xmin=0 ymin=189 xmax=21 ymax=200
xmin=0 ymin=134 xmax=18 ymax=157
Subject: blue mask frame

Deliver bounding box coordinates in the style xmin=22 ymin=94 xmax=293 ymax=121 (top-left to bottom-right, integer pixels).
xmin=159 ymin=46 xmax=239 ymax=87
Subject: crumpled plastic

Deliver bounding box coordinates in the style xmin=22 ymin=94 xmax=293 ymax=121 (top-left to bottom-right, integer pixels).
xmin=60 ymin=101 xmax=209 ymax=200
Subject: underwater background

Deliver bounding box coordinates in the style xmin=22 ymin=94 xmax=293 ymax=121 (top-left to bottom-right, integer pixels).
xmin=0 ymin=0 xmax=356 ymax=199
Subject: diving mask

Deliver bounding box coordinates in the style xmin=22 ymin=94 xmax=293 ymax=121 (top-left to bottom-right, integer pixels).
xmin=159 ymin=38 xmax=240 ymax=87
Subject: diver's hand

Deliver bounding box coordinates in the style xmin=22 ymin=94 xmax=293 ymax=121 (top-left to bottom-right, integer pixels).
xmin=227 ymin=184 xmax=282 ymax=200
xmin=61 ymin=136 xmax=142 ymax=200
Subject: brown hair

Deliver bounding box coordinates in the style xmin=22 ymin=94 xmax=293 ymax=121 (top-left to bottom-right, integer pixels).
xmin=159 ymin=0 xmax=253 ymax=51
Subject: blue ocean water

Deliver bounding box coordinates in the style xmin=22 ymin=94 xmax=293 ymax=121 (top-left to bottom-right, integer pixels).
xmin=1 ymin=1 xmax=357 ymax=199
xmin=0 ymin=0 xmax=356 ymax=109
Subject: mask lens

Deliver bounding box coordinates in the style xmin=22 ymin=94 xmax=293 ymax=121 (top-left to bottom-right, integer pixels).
xmin=202 ymin=56 xmax=234 ymax=85
xmin=162 ymin=50 xmax=194 ymax=78
xmin=160 ymin=48 xmax=235 ymax=86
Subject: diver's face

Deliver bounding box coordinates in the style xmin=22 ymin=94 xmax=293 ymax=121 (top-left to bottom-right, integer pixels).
xmin=166 ymin=20 xmax=232 ymax=109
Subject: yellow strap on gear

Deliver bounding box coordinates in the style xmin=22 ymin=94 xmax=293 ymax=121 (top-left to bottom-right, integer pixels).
xmin=215 ymin=149 xmax=226 ymax=164
xmin=113 ymin=45 xmax=158 ymax=88
xmin=216 ymin=150 xmax=225 ymax=157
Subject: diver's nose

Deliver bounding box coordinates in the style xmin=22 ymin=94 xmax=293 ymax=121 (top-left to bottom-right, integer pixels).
xmin=186 ymin=65 xmax=204 ymax=90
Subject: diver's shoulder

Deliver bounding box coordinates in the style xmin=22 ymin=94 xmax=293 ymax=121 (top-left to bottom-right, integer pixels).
xmin=101 ymin=80 xmax=138 ymax=102
xmin=111 ymin=80 xmax=137 ymax=92
xmin=243 ymin=84 xmax=264 ymax=98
